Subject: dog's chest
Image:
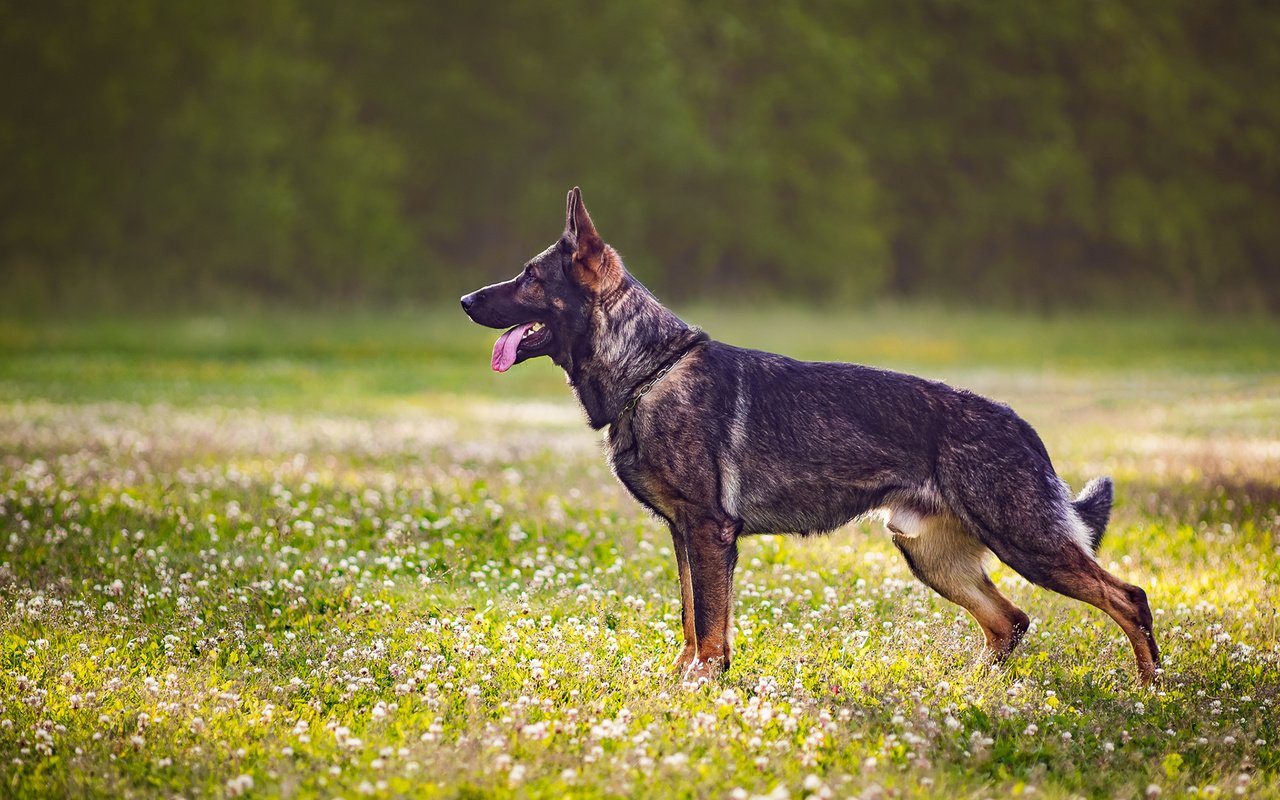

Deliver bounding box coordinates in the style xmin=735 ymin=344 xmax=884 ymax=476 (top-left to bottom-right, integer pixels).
xmin=604 ymin=424 xmax=645 ymax=493
xmin=603 ymin=422 xmax=678 ymax=519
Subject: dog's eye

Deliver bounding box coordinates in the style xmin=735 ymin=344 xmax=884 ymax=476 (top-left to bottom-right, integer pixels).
xmin=523 ymin=266 xmax=540 ymax=283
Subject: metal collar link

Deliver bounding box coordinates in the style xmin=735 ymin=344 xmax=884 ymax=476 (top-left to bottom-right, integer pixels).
xmin=621 ymin=355 xmax=682 ymax=417
xmin=618 ymin=336 xmax=703 ymax=420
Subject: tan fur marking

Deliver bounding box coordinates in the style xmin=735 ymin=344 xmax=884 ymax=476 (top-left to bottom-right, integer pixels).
xmin=669 ymin=526 xmax=699 ymax=673
xmin=1037 ymin=554 xmax=1161 ymax=684
xmin=572 ymin=244 xmax=622 ymax=294
xmin=893 ymin=512 xmax=1030 ymax=658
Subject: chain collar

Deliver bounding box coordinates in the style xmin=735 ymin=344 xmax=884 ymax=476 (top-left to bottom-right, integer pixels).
xmin=616 ymin=332 xmax=705 ymax=422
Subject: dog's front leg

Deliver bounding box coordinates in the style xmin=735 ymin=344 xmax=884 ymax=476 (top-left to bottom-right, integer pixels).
xmin=668 ymin=524 xmax=699 ymax=674
xmin=681 ymin=515 xmax=740 ymax=683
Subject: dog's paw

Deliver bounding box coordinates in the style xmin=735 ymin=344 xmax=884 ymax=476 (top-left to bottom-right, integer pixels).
xmin=679 ymin=656 xmax=726 ymax=689
xmin=672 ymin=644 xmax=698 ymax=675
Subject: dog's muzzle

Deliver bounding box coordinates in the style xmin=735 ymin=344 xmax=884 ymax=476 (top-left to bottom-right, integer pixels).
xmin=460 ymin=291 xmax=479 ymax=315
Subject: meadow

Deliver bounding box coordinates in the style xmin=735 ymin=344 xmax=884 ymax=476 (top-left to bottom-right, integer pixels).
xmin=1 ymin=307 xmax=1277 ymax=798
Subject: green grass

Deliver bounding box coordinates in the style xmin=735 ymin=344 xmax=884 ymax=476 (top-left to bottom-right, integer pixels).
xmin=1 ymin=306 xmax=1277 ymax=798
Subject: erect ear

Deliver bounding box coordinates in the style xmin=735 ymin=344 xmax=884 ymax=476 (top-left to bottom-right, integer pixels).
xmin=563 ymin=186 xmax=598 ymax=244
xmin=563 ymin=187 xmax=618 ymax=292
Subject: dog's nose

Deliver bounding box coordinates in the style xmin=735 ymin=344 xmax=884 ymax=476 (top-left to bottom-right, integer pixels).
xmin=460 ymin=292 xmax=476 ymax=313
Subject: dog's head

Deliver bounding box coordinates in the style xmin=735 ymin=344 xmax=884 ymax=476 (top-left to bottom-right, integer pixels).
xmin=461 ymin=187 xmax=623 ymax=372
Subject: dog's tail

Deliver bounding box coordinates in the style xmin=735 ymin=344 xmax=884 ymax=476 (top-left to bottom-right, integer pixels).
xmin=1072 ymin=476 xmax=1114 ymax=553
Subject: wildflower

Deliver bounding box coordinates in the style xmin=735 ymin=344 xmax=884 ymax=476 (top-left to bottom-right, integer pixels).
xmin=226 ymin=775 xmax=254 ymax=796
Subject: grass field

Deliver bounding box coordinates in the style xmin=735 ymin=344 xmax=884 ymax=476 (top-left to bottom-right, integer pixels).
xmin=1 ymin=306 xmax=1278 ymax=798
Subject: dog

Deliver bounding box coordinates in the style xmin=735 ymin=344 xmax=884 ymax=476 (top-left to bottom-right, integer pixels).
xmin=461 ymin=187 xmax=1160 ymax=685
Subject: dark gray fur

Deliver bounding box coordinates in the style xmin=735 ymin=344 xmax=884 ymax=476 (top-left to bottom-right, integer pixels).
xmin=461 ymin=187 xmax=1160 ymax=684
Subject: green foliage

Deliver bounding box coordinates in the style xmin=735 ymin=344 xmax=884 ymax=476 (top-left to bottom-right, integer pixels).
xmin=1 ymin=1 xmax=1278 ymax=311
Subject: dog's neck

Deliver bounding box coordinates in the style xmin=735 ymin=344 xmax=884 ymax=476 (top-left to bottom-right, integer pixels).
xmin=565 ymin=277 xmax=702 ymax=429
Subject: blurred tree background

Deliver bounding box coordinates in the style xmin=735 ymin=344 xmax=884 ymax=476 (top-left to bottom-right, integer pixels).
xmin=1 ymin=0 xmax=1277 ymax=313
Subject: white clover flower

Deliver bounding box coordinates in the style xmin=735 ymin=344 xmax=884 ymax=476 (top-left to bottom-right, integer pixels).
xmin=226 ymin=775 xmax=254 ymax=796
xmin=508 ymin=764 xmax=526 ymax=785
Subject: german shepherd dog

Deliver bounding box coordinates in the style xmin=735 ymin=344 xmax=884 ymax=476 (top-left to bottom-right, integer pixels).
xmin=461 ymin=188 xmax=1161 ymax=685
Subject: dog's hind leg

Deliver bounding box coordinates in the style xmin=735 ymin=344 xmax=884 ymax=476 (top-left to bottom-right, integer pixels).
xmin=891 ymin=513 xmax=1030 ymax=660
xmin=935 ymin=461 xmax=1160 ymax=682
xmin=991 ymin=539 xmax=1161 ymax=685
xmin=934 ymin=413 xmax=1160 ymax=683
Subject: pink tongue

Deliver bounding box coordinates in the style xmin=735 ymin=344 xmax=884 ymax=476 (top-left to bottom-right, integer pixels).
xmin=491 ymin=323 xmax=533 ymax=372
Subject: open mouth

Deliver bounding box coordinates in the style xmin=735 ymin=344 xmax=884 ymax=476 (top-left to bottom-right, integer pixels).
xmin=490 ymin=321 xmax=552 ymax=372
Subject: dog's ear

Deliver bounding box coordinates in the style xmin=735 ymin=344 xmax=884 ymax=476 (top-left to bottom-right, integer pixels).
xmin=564 ymin=187 xmax=619 ymax=293
xmin=563 ymin=186 xmax=598 ymax=245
